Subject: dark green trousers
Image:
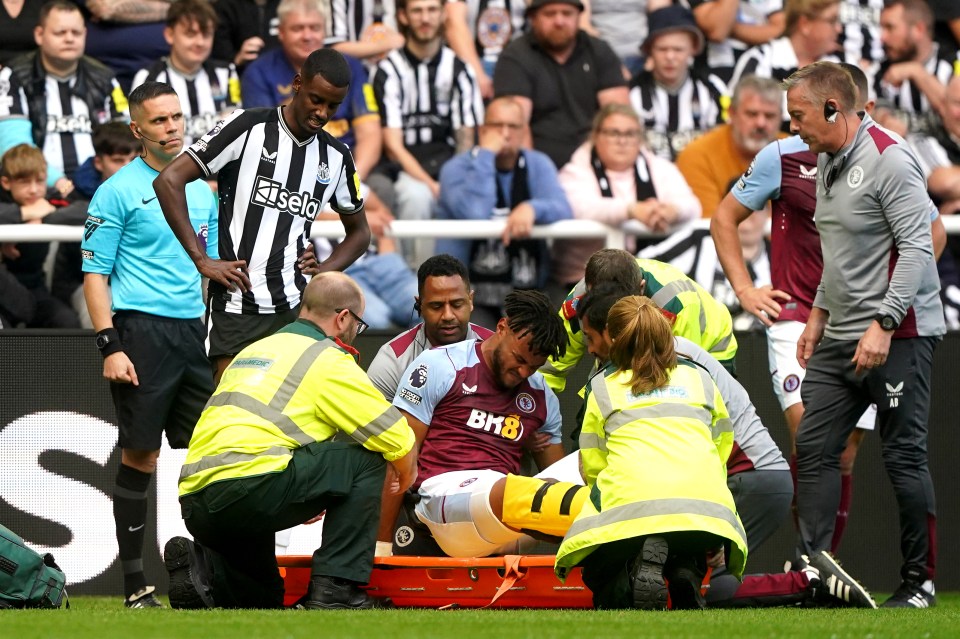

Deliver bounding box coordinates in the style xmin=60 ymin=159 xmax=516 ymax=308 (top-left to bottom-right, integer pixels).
xmin=180 ymin=440 xmax=386 ymax=608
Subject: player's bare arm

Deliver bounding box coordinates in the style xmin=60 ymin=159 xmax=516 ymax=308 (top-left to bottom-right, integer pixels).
xmin=154 ymin=154 xmax=250 ymax=292
xmin=377 ymin=410 xmax=429 ymax=543
xmin=712 ymin=192 xmax=790 ymax=326
xmin=315 ymin=208 xmax=371 ymax=273
xmin=532 ymin=443 xmax=566 ymax=471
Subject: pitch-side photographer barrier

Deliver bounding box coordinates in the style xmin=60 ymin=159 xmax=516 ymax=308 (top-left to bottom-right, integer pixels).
xmin=1 ymin=331 xmax=958 ymax=595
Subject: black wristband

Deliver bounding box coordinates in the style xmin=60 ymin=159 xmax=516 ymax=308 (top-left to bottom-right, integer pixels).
xmin=96 ymin=327 xmax=123 ymax=358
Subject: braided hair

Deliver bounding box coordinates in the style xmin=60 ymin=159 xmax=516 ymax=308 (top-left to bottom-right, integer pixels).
xmin=503 ymin=290 xmax=567 ymax=360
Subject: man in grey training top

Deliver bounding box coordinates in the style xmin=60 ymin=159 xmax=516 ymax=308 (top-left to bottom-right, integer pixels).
xmin=784 ymin=61 xmax=944 ymax=609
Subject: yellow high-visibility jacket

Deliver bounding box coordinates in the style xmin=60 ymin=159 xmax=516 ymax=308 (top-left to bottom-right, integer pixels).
xmin=540 ymin=258 xmax=737 ymax=392
xmin=555 ymin=360 xmax=747 ymax=579
xmin=179 ymin=319 xmax=414 ymax=496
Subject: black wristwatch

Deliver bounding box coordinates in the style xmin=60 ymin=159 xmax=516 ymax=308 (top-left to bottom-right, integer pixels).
xmin=96 ymin=327 xmax=123 ymax=358
xmin=874 ymin=313 xmax=897 ymax=331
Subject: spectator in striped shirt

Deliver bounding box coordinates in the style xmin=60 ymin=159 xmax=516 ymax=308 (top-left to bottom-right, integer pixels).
xmin=629 ymin=5 xmax=727 ymax=161
xmin=372 ymin=0 xmax=483 ymax=267
xmin=131 ymin=0 xmax=242 ymax=148
xmin=326 ymin=0 xmax=405 ymax=66
xmin=729 ymin=0 xmax=843 ymax=130
xmin=873 ymin=0 xmax=954 ymax=135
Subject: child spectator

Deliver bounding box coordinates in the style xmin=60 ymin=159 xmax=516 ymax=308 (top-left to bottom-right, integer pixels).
xmin=0 ymin=144 xmax=89 ymax=327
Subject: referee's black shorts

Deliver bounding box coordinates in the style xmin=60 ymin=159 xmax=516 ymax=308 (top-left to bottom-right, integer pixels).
xmin=207 ymin=307 xmax=299 ymax=359
xmin=111 ymin=311 xmax=214 ymax=451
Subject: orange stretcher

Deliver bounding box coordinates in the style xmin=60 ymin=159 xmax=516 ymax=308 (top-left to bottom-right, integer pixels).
xmin=277 ymin=555 xmax=593 ymax=609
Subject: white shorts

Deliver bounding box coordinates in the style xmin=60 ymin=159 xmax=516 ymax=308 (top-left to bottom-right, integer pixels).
xmin=767 ymin=321 xmax=876 ymax=430
xmin=415 ymin=469 xmax=521 ymax=558
xmin=414 ymin=455 xmax=585 ymax=558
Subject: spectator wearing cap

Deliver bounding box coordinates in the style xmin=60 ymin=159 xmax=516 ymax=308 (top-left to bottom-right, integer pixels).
xmin=492 ymin=0 xmax=629 ymax=169
xmin=629 ymin=5 xmax=727 ymax=161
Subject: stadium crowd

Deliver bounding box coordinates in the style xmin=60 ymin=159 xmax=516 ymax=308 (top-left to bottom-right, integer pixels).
xmin=2 ymin=0 xmax=960 ymax=329
xmin=0 ymin=0 xmax=952 ymax=614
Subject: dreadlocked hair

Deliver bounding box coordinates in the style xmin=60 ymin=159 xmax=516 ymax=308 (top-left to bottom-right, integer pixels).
xmin=606 ymin=295 xmax=676 ymax=396
xmin=503 ymin=290 xmax=568 ymax=360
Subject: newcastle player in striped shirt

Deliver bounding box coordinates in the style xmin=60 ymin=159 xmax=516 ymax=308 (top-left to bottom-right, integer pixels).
xmin=131 ymin=0 xmax=242 ymax=147
xmin=155 ymin=48 xmax=371 ymax=383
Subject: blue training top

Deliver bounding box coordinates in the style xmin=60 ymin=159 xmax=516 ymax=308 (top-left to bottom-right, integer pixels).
xmin=81 ymin=156 xmax=219 ymax=319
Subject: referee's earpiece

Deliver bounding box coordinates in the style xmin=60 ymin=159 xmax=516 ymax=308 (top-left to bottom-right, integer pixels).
xmin=413 ymin=299 xmax=421 ymax=316
xmin=824 ymin=100 xmax=839 ymax=124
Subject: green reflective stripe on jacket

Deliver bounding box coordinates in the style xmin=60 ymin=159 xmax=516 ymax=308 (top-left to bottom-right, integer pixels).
xmin=270 ymin=339 xmax=335 ymax=407
xmin=650 ymin=278 xmax=699 ymax=307
xmin=179 ymin=446 xmax=293 ymax=481
xmin=710 ymin=331 xmax=735 ymax=354
xmin=563 ymin=496 xmax=748 ymax=547
xmin=590 ymin=369 xmax=615 ymax=416
xmin=579 ymin=432 xmax=607 ymax=452
xmin=604 ymin=404 xmax=713 ymax=437
xmin=350 ymin=406 xmax=405 ymax=444
xmin=206 ymin=391 xmax=315 ymax=446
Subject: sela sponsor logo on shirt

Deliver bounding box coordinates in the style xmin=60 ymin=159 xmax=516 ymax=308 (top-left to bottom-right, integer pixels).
xmin=47 ymin=114 xmax=93 ymax=134
xmin=886 ymin=381 xmax=904 ymax=408
xmin=847 ymin=165 xmax=864 ymax=189
xmin=317 ymin=162 xmax=331 ymax=185
xmin=250 ymin=176 xmax=324 ymax=221
xmin=465 ymin=409 xmax=523 ymax=441
xmin=408 ymin=363 xmax=428 ymax=388
xmin=799 ymin=164 xmax=817 ymax=180
xmin=516 ymin=392 xmax=536 ymax=413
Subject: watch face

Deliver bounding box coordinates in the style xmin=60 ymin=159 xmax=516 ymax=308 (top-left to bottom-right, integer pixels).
xmin=880 ymin=316 xmax=896 ymax=330
xmin=96 ymin=335 xmax=109 ymax=349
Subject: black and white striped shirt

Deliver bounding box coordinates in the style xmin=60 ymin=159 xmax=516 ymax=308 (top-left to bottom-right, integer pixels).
xmin=629 ymin=71 xmax=727 ymax=161
xmin=729 ymin=37 xmax=839 ymax=127
xmin=325 ymin=0 xmax=397 ymax=47
xmin=0 ymin=65 xmax=127 ymax=179
xmin=445 ymin=0 xmax=526 ymax=65
xmin=187 ymin=107 xmax=364 ymax=314
xmin=839 ymin=0 xmax=884 ymax=67
xmin=372 ymin=45 xmax=482 ymax=175
xmin=874 ymin=44 xmax=955 ymax=121
xmin=131 ymin=58 xmax=242 ymax=147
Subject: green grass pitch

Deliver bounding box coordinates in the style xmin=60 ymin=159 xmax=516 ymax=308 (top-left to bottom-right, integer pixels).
xmin=4 ymin=594 xmax=960 ymax=639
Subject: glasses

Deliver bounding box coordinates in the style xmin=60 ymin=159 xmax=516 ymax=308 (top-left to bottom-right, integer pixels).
xmin=598 ymin=128 xmax=642 ymax=142
xmin=336 ymin=308 xmax=369 ymax=335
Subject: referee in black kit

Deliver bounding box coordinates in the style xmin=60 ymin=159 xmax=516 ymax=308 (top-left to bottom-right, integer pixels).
xmin=155 ymin=48 xmax=371 ymax=383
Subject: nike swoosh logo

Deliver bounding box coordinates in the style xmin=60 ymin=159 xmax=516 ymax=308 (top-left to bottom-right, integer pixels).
xmin=128 ymin=524 xmax=145 ymax=532
xmin=142 ymin=196 xmax=158 ymax=205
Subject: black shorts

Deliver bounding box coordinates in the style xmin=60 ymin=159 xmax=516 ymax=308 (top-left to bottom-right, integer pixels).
xmin=112 ymin=311 xmax=214 ymax=451
xmin=207 ymin=307 xmax=299 ymax=359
